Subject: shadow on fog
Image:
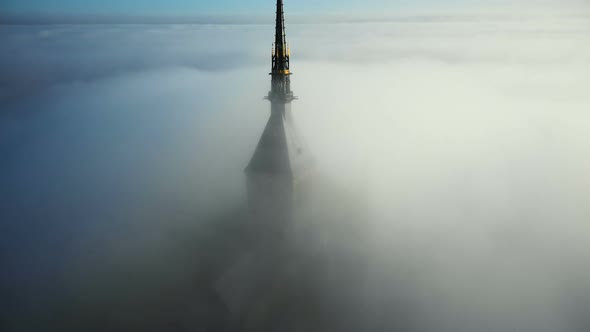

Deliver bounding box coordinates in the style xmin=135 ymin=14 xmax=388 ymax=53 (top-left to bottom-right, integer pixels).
xmin=2 ymin=14 xmax=590 ymax=332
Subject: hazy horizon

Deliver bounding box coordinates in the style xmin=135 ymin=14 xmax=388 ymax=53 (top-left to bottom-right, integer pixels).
xmin=1 ymin=2 xmax=589 ymax=331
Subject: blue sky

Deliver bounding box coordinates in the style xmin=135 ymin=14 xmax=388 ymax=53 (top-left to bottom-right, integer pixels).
xmin=0 ymin=0 xmax=512 ymax=15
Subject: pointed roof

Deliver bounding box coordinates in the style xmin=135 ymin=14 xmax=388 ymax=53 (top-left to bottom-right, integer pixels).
xmin=246 ymin=106 xmax=311 ymax=177
xmin=247 ymin=108 xmax=291 ymax=175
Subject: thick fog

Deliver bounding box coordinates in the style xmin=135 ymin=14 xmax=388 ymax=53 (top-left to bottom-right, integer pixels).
xmin=1 ymin=9 xmax=590 ymax=332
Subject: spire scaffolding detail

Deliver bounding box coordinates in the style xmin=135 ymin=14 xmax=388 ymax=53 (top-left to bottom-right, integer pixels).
xmin=269 ymin=0 xmax=293 ymax=102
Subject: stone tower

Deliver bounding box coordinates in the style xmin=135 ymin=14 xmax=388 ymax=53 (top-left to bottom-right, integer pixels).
xmin=245 ymin=0 xmax=313 ymax=236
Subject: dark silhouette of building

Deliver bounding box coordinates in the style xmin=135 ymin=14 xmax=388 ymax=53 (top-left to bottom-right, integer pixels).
xmin=214 ymin=2 xmax=318 ymax=330
xmin=245 ymin=0 xmax=314 ymax=236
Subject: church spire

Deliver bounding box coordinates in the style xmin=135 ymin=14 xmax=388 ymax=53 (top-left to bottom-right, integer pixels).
xmin=269 ymin=0 xmax=293 ymax=102
xmin=247 ymin=0 xmax=311 ymax=177
xmin=272 ymin=0 xmax=289 ymax=74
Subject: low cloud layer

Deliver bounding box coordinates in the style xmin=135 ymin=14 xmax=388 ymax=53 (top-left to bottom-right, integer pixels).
xmin=1 ymin=9 xmax=590 ymax=331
